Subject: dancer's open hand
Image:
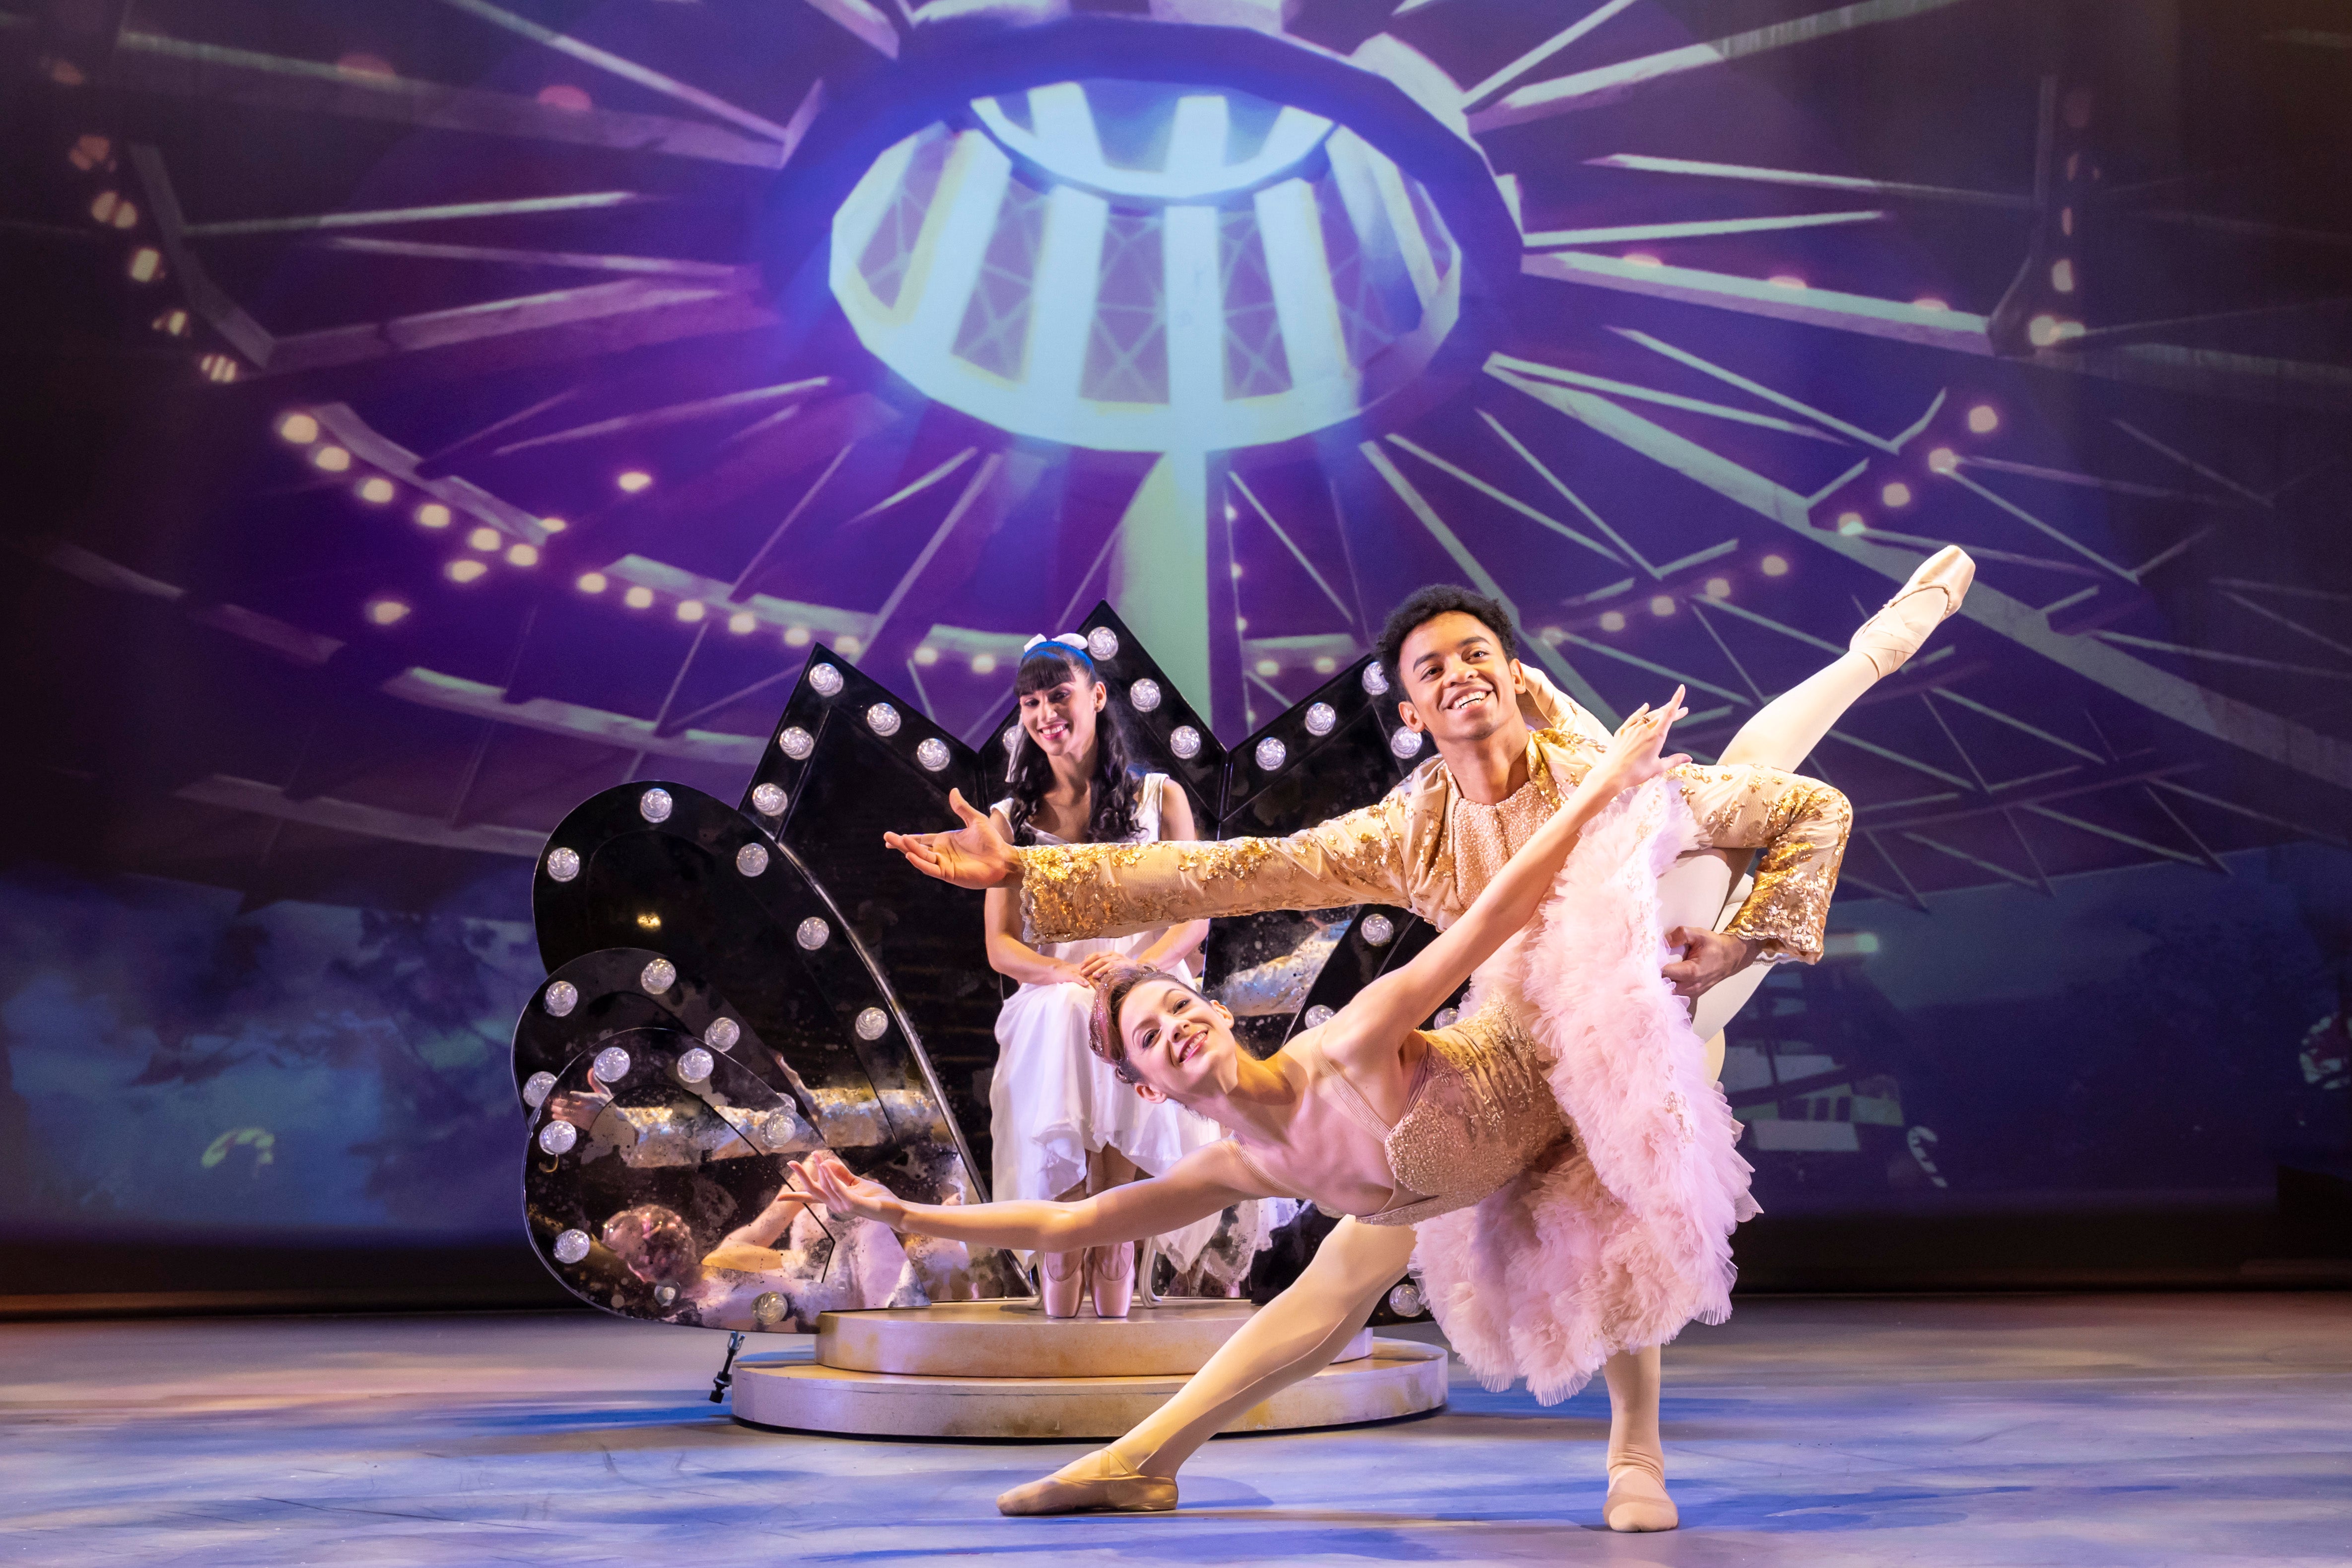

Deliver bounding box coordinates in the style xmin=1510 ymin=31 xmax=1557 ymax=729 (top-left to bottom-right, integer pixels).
xmin=788 ymin=1151 xmax=906 ymax=1228
xmin=1592 ymin=686 xmax=1690 ymax=798
xmin=883 ymin=789 xmax=1020 ymax=890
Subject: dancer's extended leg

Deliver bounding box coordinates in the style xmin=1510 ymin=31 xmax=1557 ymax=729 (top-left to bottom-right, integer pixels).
xmin=996 ymin=1218 xmax=1417 ymax=1515
xmin=1602 ymin=1345 xmax=1677 ymax=1532
xmin=1719 ymin=544 xmax=1974 ymax=772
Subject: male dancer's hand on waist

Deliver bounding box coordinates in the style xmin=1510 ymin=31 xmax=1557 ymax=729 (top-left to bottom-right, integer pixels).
xmin=1662 ymin=926 xmax=1760 ymax=1001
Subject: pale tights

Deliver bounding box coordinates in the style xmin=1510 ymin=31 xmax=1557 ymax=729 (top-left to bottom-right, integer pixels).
xmin=1083 ymin=650 xmax=1891 ymax=1513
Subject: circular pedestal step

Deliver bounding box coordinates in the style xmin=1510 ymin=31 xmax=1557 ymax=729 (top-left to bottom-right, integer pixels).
xmin=731 ymin=1298 xmax=1449 ymax=1440
xmin=819 ymin=1298 xmax=1366 ymax=1377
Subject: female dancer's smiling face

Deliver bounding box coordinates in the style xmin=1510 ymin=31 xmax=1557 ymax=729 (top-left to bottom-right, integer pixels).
xmin=1114 ymin=977 xmax=1236 ymax=1103
xmin=1018 ymin=659 xmax=1106 ymax=763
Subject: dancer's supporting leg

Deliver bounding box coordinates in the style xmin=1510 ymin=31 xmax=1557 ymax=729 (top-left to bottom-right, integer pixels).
xmin=997 ymin=1218 xmax=1417 ymax=1514
xmin=1602 ymin=1345 xmax=1676 ymax=1531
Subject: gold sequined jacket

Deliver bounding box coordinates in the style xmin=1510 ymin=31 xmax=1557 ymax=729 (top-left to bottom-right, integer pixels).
xmin=1016 ymin=669 xmax=1852 ymax=963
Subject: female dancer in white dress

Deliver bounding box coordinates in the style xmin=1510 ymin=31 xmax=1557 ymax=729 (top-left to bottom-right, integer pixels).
xmin=984 ymin=633 xmax=1218 ymax=1317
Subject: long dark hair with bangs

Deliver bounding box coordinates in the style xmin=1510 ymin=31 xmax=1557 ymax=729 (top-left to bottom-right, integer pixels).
xmin=1004 ymin=641 xmax=1147 ymax=845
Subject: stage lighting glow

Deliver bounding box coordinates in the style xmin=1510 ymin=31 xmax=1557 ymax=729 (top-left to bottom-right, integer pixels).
xmin=1624 ymin=252 xmax=1662 ymax=267
xmin=1650 ymin=595 xmax=1675 ymax=616
xmin=1968 ymin=404 xmax=1999 ymax=433
xmin=729 ymin=611 xmax=757 ymax=634
xmin=110 ymin=201 xmax=139 ymax=230
xmin=468 ymin=526 xmax=500 ymax=551
xmin=1705 ymin=577 xmax=1730 ymax=598
xmin=784 ymin=625 xmax=811 ymax=646
xmin=506 ymin=543 xmax=539 ymax=566
xmin=1599 ymin=610 xmax=1626 ymax=632
xmin=541 ymin=517 xmax=568 ymax=534
xmin=2051 ymin=258 xmax=2075 ymax=293
xmin=624 ymin=585 xmax=654 ymax=609
xmin=357 ymin=477 xmax=394 ymax=503
xmin=1255 ymin=658 xmax=1280 ymax=676
xmin=837 ymin=634 xmax=864 ymax=656
xmin=153 ymin=308 xmax=190 ymax=336
xmin=677 ymin=600 xmax=706 ymax=623
xmin=1761 ymin=554 xmax=1790 ymax=577
xmin=577 ymin=571 xmax=607 ymax=594
xmin=366 ymin=599 xmax=409 ymax=625
xmin=1768 ymin=273 xmax=1805 ymax=289
xmin=617 ymin=470 xmax=653 ymax=492
xmin=2028 ymin=313 xmax=2061 ymax=347
xmin=1313 ymin=656 xmax=1336 ymax=674
xmin=278 ymin=413 xmax=318 ymax=443
xmin=914 ymin=644 xmax=938 ymax=665
xmin=1837 ymin=511 xmax=1866 ymax=536
xmin=90 ymin=191 xmax=120 ymax=222
xmin=128 ymin=247 xmax=161 ymax=281
xmin=1539 ymin=626 xmax=1564 ymax=644
xmin=447 ymin=559 xmax=487 ymax=583
xmin=1882 ymin=481 xmax=1913 ymax=506
xmin=830 ymin=79 xmax=1464 ymax=453
xmin=1913 ymin=296 xmax=1948 ymax=311
xmin=312 ymin=445 xmax=350 ymax=472
xmin=1928 ymin=447 xmax=1958 ymax=474
xmin=415 ymin=502 xmax=451 ymax=528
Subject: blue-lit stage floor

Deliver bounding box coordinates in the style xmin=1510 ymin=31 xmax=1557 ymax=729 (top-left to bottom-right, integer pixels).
xmin=5 ymin=1294 xmax=2346 ymax=1566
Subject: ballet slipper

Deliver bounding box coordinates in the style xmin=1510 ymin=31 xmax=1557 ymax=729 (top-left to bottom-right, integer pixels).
xmin=1603 ymin=1450 xmax=1679 ymax=1533
xmin=1038 ymin=1251 xmax=1085 ymax=1319
xmin=1089 ymin=1240 xmax=1136 ymax=1320
xmin=996 ymin=1448 xmax=1176 ymax=1516
xmin=1848 ymin=545 xmax=1974 ymax=679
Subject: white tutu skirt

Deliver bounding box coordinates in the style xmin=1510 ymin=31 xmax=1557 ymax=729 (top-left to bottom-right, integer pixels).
xmin=990 ymin=978 xmax=1226 ymax=1268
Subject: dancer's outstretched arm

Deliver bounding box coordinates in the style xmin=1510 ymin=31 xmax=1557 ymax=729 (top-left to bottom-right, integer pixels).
xmin=791 ymin=1145 xmax=1265 ymax=1254
xmin=1337 ymin=690 xmax=1687 ymax=1045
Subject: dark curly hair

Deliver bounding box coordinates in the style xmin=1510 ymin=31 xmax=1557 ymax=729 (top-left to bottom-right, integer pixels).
xmin=1374 ymin=584 xmax=1519 ymax=684
xmin=1003 ymin=641 xmax=1147 ymax=846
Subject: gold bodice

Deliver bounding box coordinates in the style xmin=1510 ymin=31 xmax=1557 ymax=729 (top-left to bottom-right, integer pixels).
xmin=1356 ymin=1005 xmax=1569 ymax=1227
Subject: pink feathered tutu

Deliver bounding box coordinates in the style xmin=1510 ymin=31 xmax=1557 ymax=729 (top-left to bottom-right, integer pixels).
xmin=1410 ymin=776 xmax=1759 ymax=1404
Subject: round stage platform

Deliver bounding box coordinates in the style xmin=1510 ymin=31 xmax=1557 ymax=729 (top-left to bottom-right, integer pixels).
xmin=731 ymin=1298 xmax=1449 ymax=1439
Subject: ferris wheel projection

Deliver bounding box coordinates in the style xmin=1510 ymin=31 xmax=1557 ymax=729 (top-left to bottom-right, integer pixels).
xmin=29 ymin=0 xmax=2348 ymax=913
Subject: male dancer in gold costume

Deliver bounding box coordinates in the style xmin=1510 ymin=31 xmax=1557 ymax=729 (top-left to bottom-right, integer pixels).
xmin=884 ymin=547 xmax=1972 ymax=1529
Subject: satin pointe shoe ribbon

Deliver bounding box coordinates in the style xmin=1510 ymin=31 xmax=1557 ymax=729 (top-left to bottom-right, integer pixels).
xmin=1848 ymin=545 xmax=1975 ymax=679
xmin=997 ymin=1449 xmax=1177 ymax=1516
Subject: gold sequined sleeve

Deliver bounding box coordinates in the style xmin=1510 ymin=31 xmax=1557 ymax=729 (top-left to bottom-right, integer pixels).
xmin=1017 ymin=796 xmax=1416 ymax=944
xmin=1670 ymin=762 xmax=1853 ymax=963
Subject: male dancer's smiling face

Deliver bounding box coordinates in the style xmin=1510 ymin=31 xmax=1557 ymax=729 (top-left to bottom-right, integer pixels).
xmin=1395 ymin=610 xmax=1532 ymax=750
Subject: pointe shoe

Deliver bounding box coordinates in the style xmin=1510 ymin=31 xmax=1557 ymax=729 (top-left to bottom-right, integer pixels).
xmin=1038 ymin=1250 xmax=1086 ymax=1319
xmin=1603 ymin=1451 xmax=1680 ymax=1533
xmin=997 ymin=1449 xmax=1176 ymax=1516
xmin=1089 ymin=1240 xmax=1136 ymax=1319
xmin=1849 ymin=545 xmax=1974 ymax=679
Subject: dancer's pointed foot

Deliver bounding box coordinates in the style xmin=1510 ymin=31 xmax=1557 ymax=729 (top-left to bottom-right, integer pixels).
xmin=1089 ymin=1241 xmax=1135 ymax=1320
xmin=1849 ymin=545 xmax=1974 ymax=679
xmin=1603 ymin=1452 xmax=1679 ymax=1533
xmin=997 ymin=1449 xmax=1176 ymax=1516
xmin=1038 ymin=1251 xmax=1085 ymax=1319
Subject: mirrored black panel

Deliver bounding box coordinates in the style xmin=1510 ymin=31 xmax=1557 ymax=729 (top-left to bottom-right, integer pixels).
xmin=523 ymin=1031 xmax=1015 ymax=1332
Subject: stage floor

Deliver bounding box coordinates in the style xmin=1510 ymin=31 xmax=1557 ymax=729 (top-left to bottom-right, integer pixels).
xmin=5 ymin=1292 xmax=2346 ymax=1566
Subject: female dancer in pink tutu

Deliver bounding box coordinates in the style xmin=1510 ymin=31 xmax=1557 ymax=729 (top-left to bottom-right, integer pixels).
xmin=795 ymin=686 xmax=1732 ymax=1530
